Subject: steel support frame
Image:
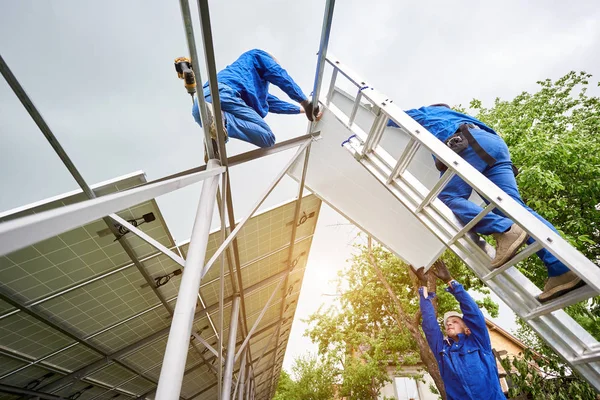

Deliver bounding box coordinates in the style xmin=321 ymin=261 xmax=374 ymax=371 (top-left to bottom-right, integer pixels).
xmin=1 ymin=3 xmax=321 ymax=396
xmin=137 ymin=320 xmax=283 ymax=400
xmin=221 ymin=296 xmax=241 ymax=400
xmin=0 ymin=166 xmax=224 ymax=256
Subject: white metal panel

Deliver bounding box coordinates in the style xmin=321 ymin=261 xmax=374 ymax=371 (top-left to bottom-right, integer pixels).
xmin=289 ymin=93 xmax=445 ymax=267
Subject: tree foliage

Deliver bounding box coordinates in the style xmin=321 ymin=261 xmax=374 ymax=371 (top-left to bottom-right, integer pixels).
xmin=467 ymin=71 xmax=600 ymax=397
xmin=470 ymin=71 xmax=600 ymax=290
xmin=273 ymin=354 xmax=336 ymax=400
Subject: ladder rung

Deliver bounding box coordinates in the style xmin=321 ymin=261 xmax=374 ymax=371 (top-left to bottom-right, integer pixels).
xmin=570 ymin=348 xmax=600 ymax=365
xmin=386 ymin=138 xmax=420 ymax=184
xmin=325 ymin=69 xmax=338 ymax=106
xmin=415 ymin=169 xmax=455 ymax=213
xmin=523 ymin=284 xmax=598 ymax=321
xmin=362 ymin=111 xmax=388 ymax=154
xmin=348 ymin=91 xmax=362 ymax=126
xmin=448 ymin=203 xmax=496 ymax=245
xmin=482 ymin=242 xmax=543 ymax=281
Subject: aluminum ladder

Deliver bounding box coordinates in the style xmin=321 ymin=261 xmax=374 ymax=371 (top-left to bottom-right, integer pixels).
xmin=320 ymin=55 xmax=600 ymax=390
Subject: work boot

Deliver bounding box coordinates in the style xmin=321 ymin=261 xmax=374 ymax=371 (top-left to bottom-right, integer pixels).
xmin=537 ymin=271 xmax=586 ymax=303
xmin=490 ymin=224 xmax=528 ymax=269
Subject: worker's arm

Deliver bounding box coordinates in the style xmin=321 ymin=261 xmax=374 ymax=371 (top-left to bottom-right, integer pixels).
xmin=419 ymin=287 xmax=444 ymax=355
xmin=386 ymin=108 xmax=421 ymax=128
xmin=267 ymin=94 xmax=301 ymax=114
xmin=254 ymin=50 xmax=308 ymax=104
xmin=447 ymin=280 xmax=492 ymax=350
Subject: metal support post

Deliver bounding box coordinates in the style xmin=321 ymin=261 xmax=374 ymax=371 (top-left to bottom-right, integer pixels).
xmin=155 ymin=160 xmax=221 ymax=400
xmin=222 ymin=296 xmax=241 ymax=400
xmin=196 ymin=0 xmax=228 ymax=162
xmin=310 ymin=0 xmax=336 ymax=108
xmin=178 ymin=0 xmax=216 ymax=158
xmin=235 ymin=349 xmax=247 ymax=400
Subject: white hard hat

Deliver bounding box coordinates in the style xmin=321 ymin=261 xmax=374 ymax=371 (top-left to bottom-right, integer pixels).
xmin=443 ymin=311 xmax=463 ymax=326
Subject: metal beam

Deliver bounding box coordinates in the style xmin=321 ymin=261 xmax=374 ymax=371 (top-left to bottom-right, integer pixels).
xmin=0 ymin=291 xmax=157 ymax=395
xmin=268 ymin=144 xmax=312 ymax=383
xmin=145 ymin=133 xmax=319 ymax=188
xmin=202 ymin=139 xmax=312 ymax=279
xmin=136 ymin=321 xmax=281 ymax=400
xmin=222 ymin=297 xmax=241 ymax=400
xmin=310 ymin=0 xmax=336 ymax=113
xmin=0 ymin=383 xmax=67 ymax=400
xmin=0 ymin=166 xmax=224 ymax=257
xmin=109 ymin=214 xmax=185 ymax=267
xmin=178 ymin=0 xmax=216 ymax=158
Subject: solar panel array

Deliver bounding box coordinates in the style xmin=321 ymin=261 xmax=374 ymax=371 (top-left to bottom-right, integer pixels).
xmin=0 ymin=173 xmax=321 ymax=400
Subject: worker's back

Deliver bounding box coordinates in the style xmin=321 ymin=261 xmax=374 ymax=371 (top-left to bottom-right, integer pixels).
xmin=205 ymin=49 xmax=276 ymax=117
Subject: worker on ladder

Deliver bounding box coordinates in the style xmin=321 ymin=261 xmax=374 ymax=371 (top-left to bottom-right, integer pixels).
xmin=192 ymin=49 xmax=322 ymax=153
xmin=414 ymin=262 xmax=506 ymax=400
xmin=388 ymin=105 xmax=585 ymax=303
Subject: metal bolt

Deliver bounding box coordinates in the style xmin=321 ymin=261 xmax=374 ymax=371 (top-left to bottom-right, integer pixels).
xmin=547 ymin=237 xmax=553 ymax=243
xmin=497 ymin=196 xmax=503 ymax=201
xmin=415 ymin=129 xmax=420 ymax=134
xmin=335 ymin=60 xmax=340 ymax=64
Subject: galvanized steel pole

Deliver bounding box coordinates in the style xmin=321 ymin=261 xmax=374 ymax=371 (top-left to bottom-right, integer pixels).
xmin=155 ymin=160 xmax=221 ymax=400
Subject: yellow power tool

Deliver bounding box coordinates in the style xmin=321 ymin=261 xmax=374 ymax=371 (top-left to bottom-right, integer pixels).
xmin=174 ymin=57 xmax=196 ymax=101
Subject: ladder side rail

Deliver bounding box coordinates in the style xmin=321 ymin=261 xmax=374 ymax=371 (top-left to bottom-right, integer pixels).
xmin=325 ymin=56 xmax=600 ymax=292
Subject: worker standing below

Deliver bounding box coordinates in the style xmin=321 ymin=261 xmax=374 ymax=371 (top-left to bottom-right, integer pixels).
xmin=387 ymin=105 xmax=585 ymax=303
xmin=415 ymin=262 xmax=505 ymax=400
xmin=192 ymin=49 xmax=322 ymax=153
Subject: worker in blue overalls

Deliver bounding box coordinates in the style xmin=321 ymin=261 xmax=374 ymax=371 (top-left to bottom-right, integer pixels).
xmin=192 ymin=49 xmax=322 ymax=153
xmin=388 ymin=105 xmax=585 ymax=303
xmin=414 ymin=262 xmax=506 ymax=400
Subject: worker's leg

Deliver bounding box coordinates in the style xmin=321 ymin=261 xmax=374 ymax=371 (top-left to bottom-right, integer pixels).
xmin=438 ymin=141 xmax=513 ymax=235
xmin=218 ymin=88 xmax=275 ymax=148
xmin=193 ymin=86 xmax=275 ymax=148
xmin=480 ymin=138 xmax=570 ymax=277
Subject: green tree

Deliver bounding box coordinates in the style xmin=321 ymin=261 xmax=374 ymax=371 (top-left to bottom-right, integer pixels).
xmin=305 ymin=237 xmax=498 ymax=399
xmin=465 ymin=71 xmax=600 ymax=397
xmin=273 ymin=370 xmax=295 ymax=400
xmin=273 ymin=354 xmax=336 ymax=400
xmin=470 ymin=71 xmax=600 ymax=298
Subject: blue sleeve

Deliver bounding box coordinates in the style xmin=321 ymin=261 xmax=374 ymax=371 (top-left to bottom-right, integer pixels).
xmin=447 ymin=281 xmax=491 ymax=350
xmin=386 ymin=108 xmax=421 ymax=128
xmin=419 ymin=287 xmax=444 ymax=355
xmin=267 ymin=94 xmax=301 ymax=114
xmin=254 ymin=50 xmax=307 ymax=104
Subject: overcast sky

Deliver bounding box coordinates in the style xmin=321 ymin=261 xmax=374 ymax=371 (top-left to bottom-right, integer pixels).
xmin=1 ymin=0 xmax=599 ymax=376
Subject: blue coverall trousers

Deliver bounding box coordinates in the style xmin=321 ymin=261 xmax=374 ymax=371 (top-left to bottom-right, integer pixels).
xmin=193 ymin=85 xmax=276 ymax=148
xmin=437 ymin=128 xmax=569 ymax=277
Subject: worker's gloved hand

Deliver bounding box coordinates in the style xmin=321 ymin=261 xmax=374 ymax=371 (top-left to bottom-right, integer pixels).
xmin=411 ymin=266 xmax=429 ymax=287
xmin=432 ymin=260 xmax=452 ymax=283
xmin=301 ymin=100 xmax=320 ymax=122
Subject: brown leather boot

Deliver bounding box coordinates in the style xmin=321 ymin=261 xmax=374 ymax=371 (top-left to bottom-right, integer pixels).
xmin=537 ymin=271 xmax=586 ymax=303
xmin=490 ymin=224 xmax=528 ymax=268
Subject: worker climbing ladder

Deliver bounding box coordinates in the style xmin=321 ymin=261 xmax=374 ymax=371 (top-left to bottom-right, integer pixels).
xmin=315 ymin=55 xmax=600 ymax=390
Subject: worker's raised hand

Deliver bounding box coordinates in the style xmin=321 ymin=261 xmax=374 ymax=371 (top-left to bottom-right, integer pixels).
xmin=301 ymin=100 xmax=320 ymax=122
xmin=432 ymin=260 xmax=452 ymax=283
xmin=411 ymin=266 xmax=429 ymax=287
